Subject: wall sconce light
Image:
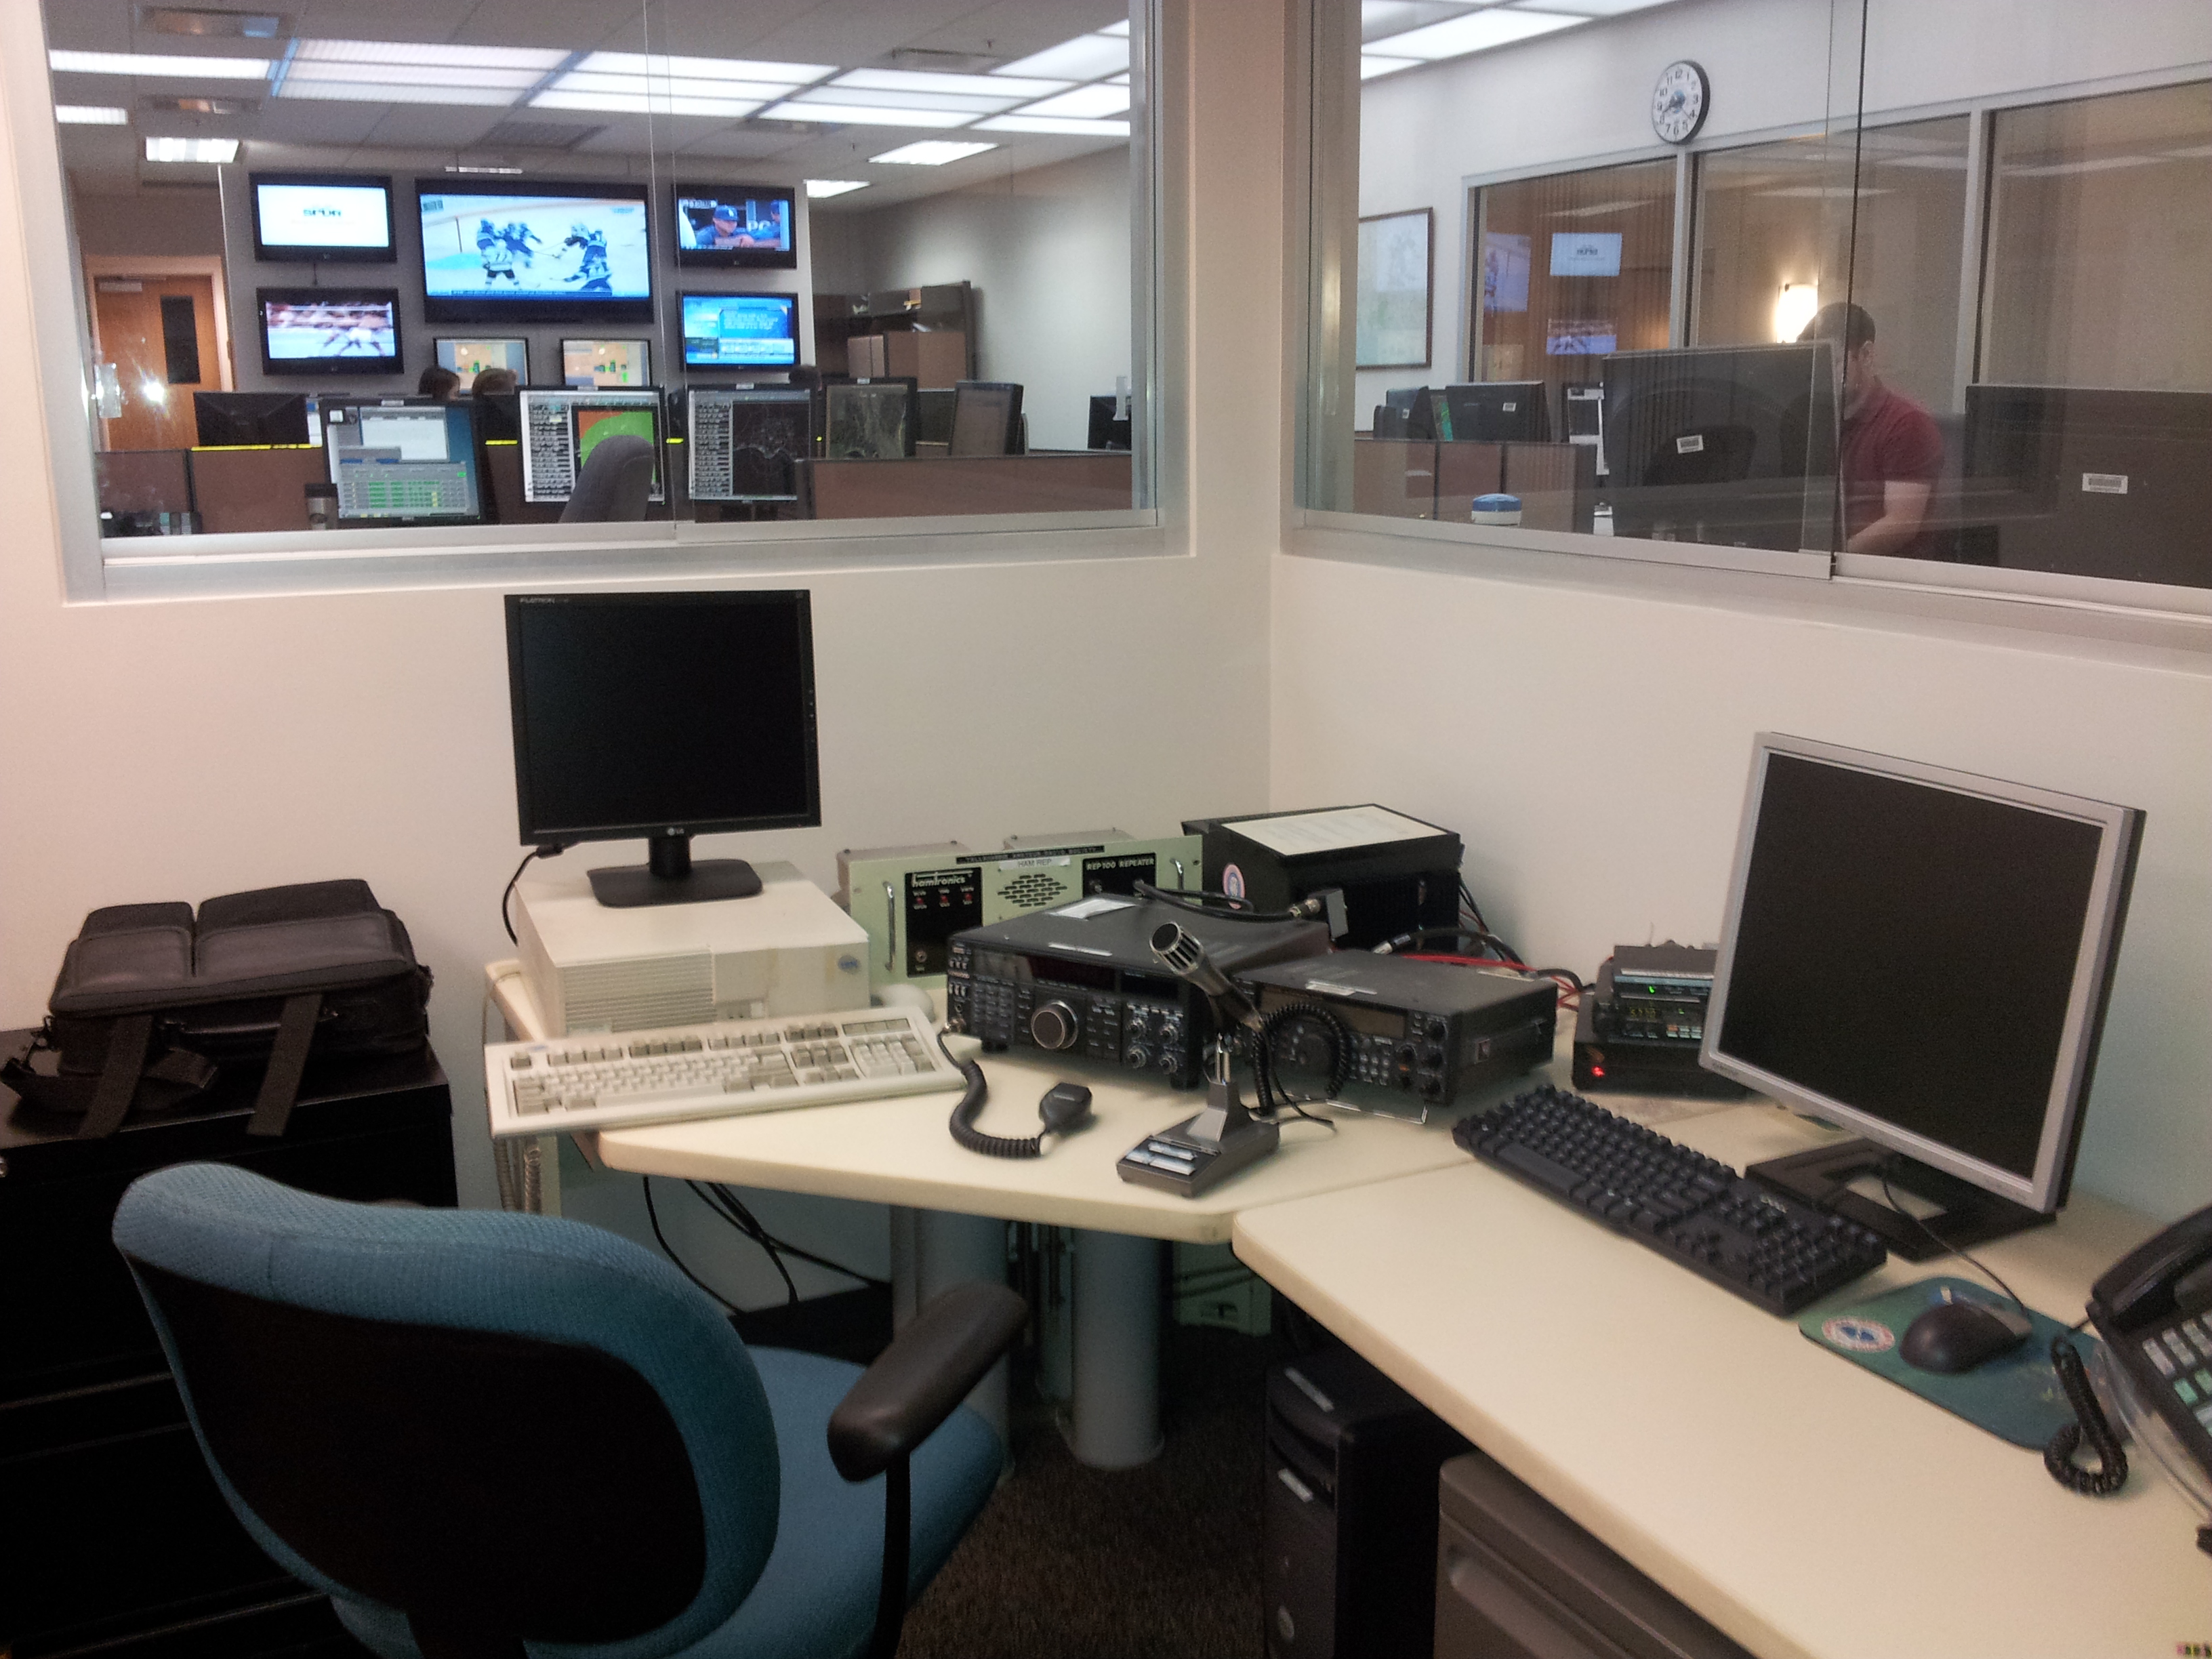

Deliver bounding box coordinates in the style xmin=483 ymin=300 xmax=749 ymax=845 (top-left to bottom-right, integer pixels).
xmin=1774 ymin=282 xmax=1820 ymax=342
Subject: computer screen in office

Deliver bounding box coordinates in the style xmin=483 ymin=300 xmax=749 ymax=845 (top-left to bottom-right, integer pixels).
xmin=518 ymin=388 xmax=665 ymax=505
xmin=435 ymin=337 xmax=528 ymax=390
xmin=949 ymin=382 xmax=1022 ymax=457
xmin=258 ymin=287 xmax=402 ymax=375
xmin=562 ymin=337 xmax=651 ymax=388
xmin=672 ymin=184 xmax=798 ymax=269
xmin=416 ymin=182 xmax=653 ymax=323
xmin=1444 ymin=382 xmax=1550 ymax=443
xmin=824 ymin=379 xmax=916 ymax=459
xmin=321 ymin=398 xmax=482 ymax=526
xmin=1704 ymin=734 xmax=2140 ymax=1231
xmin=251 ymin=173 xmax=395 ymax=264
xmin=688 ymin=388 xmax=813 ymax=501
xmin=505 ymin=590 xmax=819 ymax=907
xmin=680 ymin=292 xmax=798 ymax=367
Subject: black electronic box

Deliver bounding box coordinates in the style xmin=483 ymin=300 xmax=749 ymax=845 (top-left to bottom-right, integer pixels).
xmin=1183 ymin=804 xmax=1462 ymax=949
xmin=945 ymin=899 xmax=1330 ymax=1088
xmin=1572 ymin=944 xmax=1747 ymax=1099
xmin=1235 ymin=953 xmax=1556 ymax=1111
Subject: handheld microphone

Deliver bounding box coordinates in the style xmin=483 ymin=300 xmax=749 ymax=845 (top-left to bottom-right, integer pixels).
xmin=1149 ymin=922 xmax=1263 ymax=1031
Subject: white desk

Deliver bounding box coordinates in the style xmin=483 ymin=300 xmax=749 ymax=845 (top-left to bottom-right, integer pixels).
xmin=486 ymin=958 xmax=1528 ymax=1462
xmin=1233 ymin=1101 xmax=2204 ymax=1659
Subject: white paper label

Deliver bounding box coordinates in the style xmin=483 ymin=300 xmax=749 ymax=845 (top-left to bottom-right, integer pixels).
xmin=1676 ymin=432 xmax=1705 ymax=454
xmin=1048 ymin=896 xmax=1134 ymax=920
xmin=1228 ymin=806 xmax=1437 ymax=857
xmin=2081 ymin=472 xmax=2129 ymax=495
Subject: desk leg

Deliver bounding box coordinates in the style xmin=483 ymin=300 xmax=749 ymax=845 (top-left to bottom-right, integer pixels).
xmin=899 ymin=1207 xmax=1010 ymax=1449
xmin=1070 ymin=1229 xmax=1164 ymax=1469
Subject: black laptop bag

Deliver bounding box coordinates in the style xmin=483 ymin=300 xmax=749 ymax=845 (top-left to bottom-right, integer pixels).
xmin=3 ymin=880 xmax=432 ymax=1139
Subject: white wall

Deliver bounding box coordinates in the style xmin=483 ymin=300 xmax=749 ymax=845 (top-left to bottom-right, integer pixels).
xmin=0 ymin=2 xmax=1284 ymax=1305
xmin=826 ymin=145 xmax=1134 ymax=451
xmin=1353 ymin=0 xmax=2212 ymax=412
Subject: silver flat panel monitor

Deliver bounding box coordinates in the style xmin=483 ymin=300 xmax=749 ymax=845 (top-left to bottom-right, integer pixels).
xmin=823 ymin=377 xmax=918 ymax=459
xmin=1702 ymin=733 xmax=2141 ymax=1225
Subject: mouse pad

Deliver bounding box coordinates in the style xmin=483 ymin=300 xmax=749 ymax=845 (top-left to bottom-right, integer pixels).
xmin=1799 ymin=1276 xmax=2101 ymax=1450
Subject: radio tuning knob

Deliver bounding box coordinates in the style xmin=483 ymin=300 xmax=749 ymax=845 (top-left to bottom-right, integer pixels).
xmin=1125 ymin=1042 xmax=1150 ymax=1069
xmin=1031 ymin=1002 xmax=1080 ymax=1051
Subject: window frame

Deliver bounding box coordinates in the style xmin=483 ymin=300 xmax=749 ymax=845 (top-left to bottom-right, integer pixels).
xmin=12 ymin=1 xmax=1181 ymax=605
xmin=1286 ymin=0 xmax=2212 ymax=646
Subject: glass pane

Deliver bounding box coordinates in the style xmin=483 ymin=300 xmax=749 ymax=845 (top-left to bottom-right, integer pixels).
xmin=1967 ymin=81 xmax=2212 ymax=588
xmin=43 ymin=0 xmax=1147 ymax=552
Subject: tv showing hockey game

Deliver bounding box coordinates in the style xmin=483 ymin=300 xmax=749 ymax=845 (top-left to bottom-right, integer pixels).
xmin=257 ymin=288 xmax=402 ymax=375
xmin=416 ymin=182 xmax=653 ymax=323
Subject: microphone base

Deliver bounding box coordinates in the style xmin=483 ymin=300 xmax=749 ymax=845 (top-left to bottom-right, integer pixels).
xmin=1115 ymin=1074 xmax=1281 ymax=1198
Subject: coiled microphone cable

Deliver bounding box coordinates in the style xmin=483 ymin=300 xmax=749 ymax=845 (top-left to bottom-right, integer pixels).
xmin=937 ymin=1027 xmax=1093 ymax=1158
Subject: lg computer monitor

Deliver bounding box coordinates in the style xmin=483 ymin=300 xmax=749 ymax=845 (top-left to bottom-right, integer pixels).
xmin=823 ymin=378 xmax=917 ymax=459
xmin=672 ymin=184 xmax=798 ymax=269
xmin=1445 ymin=382 xmax=1551 ymax=443
xmin=416 ymin=182 xmax=653 ymax=323
xmin=504 ymin=590 xmax=821 ymax=907
xmin=1601 ymin=343 xmax=1837 ymax=552
xmin=516 ymin=388 xmax=665 ymax=505
xmin=320 ymin=396 xmax=483 ymax=527
xmin=435 ymin=337 xmax=529 ymax=391
xmin=1702 ymin=733 xmax=2142 ymax=1254
xmin=257 ymin=287 xmax=402 ymax=375
xmin=562 ymin=337 xmax=651 ymax=388
xmin=251 ymin=172 xmax=395 ymax=264
xmin=687 ymin=388 xmax=813 ymax=502
xmin=680 ymin=292 xmax=798 ymax=368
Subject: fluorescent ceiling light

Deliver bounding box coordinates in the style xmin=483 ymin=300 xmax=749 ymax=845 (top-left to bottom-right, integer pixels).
xmin=573 ymin=50 xmax=833 ymax=84
xmin=2005 ymin=155 xmax=2163 ymax=177
xmin=833 ymin=68 xmax=1068 ymax=98
xmin=792 ymin=85 xmax=1014 ymax=113
xmin=805 ymin=178 xmax=870 ymax=198
xmin=56 ymin=105 xmax=131 ymax=124
xmin=144 ymin=134 xmax=238 ymax=161
xmin=1753 ymin=185 xmax=1893 ymax=198
xmin=2165 ymin=143 xmax=2212 ymax=159
xmin=870 ymin=139 xmax=998 ymax=165
xmin=1507 ymin=0 xmax=1671 ymax=14
xmin=1016 ymin=83 xmax=1130 ymax=118
xmin=283 ymin=60 xmax=547 ymax=90
xmin=289 ymin=39 xmax=568 ymax=71
xmin=283 ymin=81 xmax=527 ymax=106
xmin=549 ymin=70 xmax=799 ymax=102
xmin=763 ymin=101 xmax=975 ymax=127
xmin=994 ymin=35 xmax=1129 ymax=81
xmin=530 ymin=89 xmax=765 ymax=117
xmin=1547 ymin=197 xmax=1654 ymax=218
xmin=1359 ymin=55 xmax=1420 ymax=79
xmin=1366 ymin=9 xmax=1579 ymax=59
xmin=49 ymin=49 xmax=271 ymax=79
xmin=1099 ymin=18 xmax=1132 ymax=35
xmin=975 ymin=115 xmax=1130 ymax=137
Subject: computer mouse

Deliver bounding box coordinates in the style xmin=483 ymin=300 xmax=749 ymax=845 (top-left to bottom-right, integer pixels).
xmin=1899 ymin=1298 xmax=2033 ymax=1374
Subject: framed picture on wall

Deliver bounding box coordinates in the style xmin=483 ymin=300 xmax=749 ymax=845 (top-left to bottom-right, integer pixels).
xmin=1356 ymin=207 xmax=1433 ymax=369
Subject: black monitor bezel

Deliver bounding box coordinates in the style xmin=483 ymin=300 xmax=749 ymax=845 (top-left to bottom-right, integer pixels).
xmin=415 ymin=178 xmax=655 ymax=325
xmin=559 ymin=336 xmax=654 ymax=389
xmin=686 ymin=387 xmax=816 ymax=502
xmin=256 ymin=285 xmax=405 ymax=376
xmin=504 ymin=589 xmax=822 ymax=848
xmin=678 ymin=290 xmax=800 ymax=369
xmin=1701 ymin=732 xmax=2142 ymax=1214
xmin=250 ymin=171 xmax=397 ymax=265
xmin=319 ymin=394 xmax=486 ymax=529
xmin=670 ymin=182 xmax=800 ymax=270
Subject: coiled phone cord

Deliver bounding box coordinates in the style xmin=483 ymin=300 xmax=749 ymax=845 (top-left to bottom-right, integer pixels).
xmin=2043 ymin=1332 xmax=2128 ymax=1496
xmin=1246 ymin=999 xmax=1353 ymax=1128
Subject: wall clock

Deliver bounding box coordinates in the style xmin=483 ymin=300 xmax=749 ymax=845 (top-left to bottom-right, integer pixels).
xmin=1652 ymin=60 xmax=1710 ymax=144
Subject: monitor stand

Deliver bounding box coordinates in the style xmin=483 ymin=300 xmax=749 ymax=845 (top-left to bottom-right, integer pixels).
xmin=588 ymin=832 xmax=763 ymax=909
xmin=1745 ymin=1141 xmax=2054 ymax=1262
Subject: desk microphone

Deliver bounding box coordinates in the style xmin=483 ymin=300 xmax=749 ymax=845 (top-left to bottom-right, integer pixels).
xmin=1149 ymin=922 xmax=1264 ymax=1031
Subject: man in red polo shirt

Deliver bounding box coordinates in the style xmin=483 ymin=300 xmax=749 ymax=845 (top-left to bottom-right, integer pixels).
xmin=1800 ymin=302 xmax=1943 ymax=558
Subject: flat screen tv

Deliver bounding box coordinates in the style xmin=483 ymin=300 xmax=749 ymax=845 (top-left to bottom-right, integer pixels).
xmin=257 ymin=287 xmax=402 ymax=375
xmin=680 ymin=292 xmax=798 ymax=368
xmin=416 ymin=181 xmax=653 ymax=323
xmin=251 ymin=172 xmax=395 ymax=264
xmin=672 ymin=184 xmax=798 ymax=269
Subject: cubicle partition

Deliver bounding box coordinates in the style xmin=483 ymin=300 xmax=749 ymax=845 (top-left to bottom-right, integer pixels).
xmin=806 ymin=453 xmax=1132 ymax=519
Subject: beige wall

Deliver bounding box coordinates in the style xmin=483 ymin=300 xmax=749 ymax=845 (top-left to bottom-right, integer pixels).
xmin=72 ymin=184 xmax=224 ymax=258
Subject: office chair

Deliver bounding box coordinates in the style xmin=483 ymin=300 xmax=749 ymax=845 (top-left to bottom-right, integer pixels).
xmin=560 ymin=433 xmax=657 ymax=523
xmin=112 ymin=1163 xmax=1024 ymax=1659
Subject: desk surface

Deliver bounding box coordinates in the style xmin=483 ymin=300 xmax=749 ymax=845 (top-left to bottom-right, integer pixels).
xmin=1233 ymin=1104 xmax=2204 ymax=1659
xmin=489 ymin=960 xmax=1544 ymax=1244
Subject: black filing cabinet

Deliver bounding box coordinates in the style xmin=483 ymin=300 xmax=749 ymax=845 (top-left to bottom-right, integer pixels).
xmin=1265 ymin=1346 xmax=1471 ymax=1659
xmin=0 ymin=1033 xmax=454 ymax=1658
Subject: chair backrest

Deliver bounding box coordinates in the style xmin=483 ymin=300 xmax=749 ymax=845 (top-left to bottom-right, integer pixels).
xmin=112 ymin=1164 xmax=780 ymax=1659
xmin=560 ymin=433 xmax=657 ymax=523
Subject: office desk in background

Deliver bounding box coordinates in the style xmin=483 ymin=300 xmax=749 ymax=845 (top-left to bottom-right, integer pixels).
xmin=1234 ymin=1101 xmax=2203 ymax=1659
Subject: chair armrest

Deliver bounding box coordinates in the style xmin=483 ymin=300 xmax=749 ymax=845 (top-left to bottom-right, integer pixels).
xmin=827 ymin=1282 xmax=1026 ymax=1482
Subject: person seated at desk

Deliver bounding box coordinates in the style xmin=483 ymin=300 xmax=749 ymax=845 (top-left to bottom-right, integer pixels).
xmin=470 ymin=366 xmax=518 ymax=401
xmin=1800 ymin=301 xmax=1942 ymax=558
xmin=417 ymin=365 xmax=460 ymax=401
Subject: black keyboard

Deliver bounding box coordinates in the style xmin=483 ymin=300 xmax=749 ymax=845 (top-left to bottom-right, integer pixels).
xmin=1454 ymin=1084 xmax=1887 ymax=1316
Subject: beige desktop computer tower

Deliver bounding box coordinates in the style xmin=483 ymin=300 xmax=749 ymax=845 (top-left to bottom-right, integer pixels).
xmin=514 ymin=860 xmax=871 ymax=1036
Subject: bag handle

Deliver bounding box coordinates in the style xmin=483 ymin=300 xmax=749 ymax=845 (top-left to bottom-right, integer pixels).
xmin=247 ymin=991 xmax=322 ymax=1139
xmin=81 ymin=1015 xmax=156 ymax=1138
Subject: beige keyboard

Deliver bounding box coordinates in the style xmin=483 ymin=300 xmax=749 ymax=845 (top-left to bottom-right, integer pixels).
xmin=484 ymin=1004 xmax=958 ymax=1139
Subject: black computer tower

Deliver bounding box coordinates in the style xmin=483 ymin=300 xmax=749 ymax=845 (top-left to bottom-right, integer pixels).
xmin=1265 ymin=1347 xmax=1471 ymax=1659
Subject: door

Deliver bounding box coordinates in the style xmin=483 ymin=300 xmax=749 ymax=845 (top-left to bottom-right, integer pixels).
xmin=90 ymin=274 xmax=223 ymax=452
